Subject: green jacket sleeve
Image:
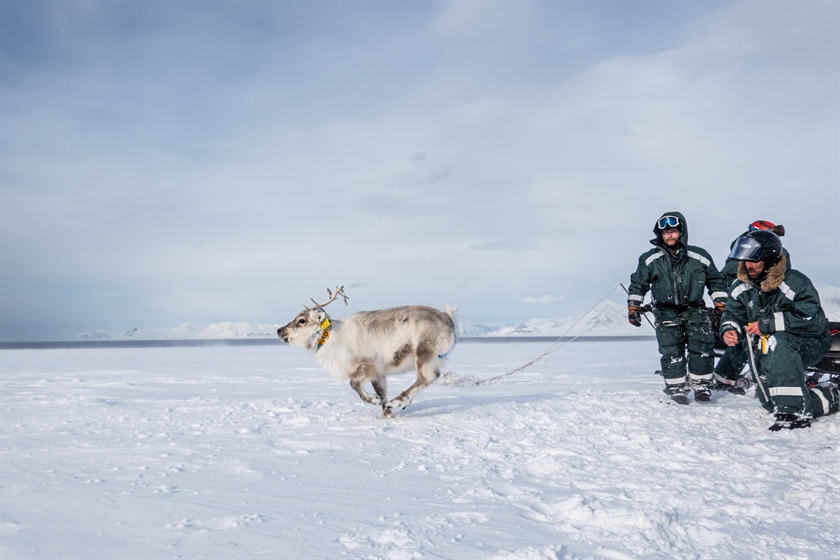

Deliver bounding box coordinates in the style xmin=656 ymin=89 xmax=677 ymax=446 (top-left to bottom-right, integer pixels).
xmin=757 ymin=272 xmax=827 ymax=336
xmin=627 ymin=253 xmax=653 ymax=307
xmin=702 ymin=254 xmax=728 ymax=305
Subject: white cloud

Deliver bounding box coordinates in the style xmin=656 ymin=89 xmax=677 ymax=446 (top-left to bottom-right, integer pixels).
xmin=1 ymin=1 xmax=837 ymax=340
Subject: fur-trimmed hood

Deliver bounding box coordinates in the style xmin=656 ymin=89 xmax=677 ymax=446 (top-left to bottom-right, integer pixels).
xmin=737 ymin=254 xmax=787 ymax=292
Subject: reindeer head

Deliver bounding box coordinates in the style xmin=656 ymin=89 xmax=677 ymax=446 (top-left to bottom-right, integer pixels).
xmin=277 ymin=286 xmax=348 ymax=349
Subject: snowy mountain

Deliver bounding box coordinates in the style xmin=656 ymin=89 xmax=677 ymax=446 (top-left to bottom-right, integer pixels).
xmin=75 ymin=300 xmax=641 ymax=340
xmin=497 ymin=287 xmax=840 ymax=337
xmin=77 ymin=322 xmax=279 ymax=341
xmin=456 ymin=321 xmax=504 ymax=337
xmin=819 ymin=285 xmax=840 ymax=321
xmin=485 ymin=299 xmax=645 ymax=337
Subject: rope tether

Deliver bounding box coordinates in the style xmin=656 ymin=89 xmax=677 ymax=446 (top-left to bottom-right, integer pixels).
xmin=438 ymin=284 xmax=638 ymax=387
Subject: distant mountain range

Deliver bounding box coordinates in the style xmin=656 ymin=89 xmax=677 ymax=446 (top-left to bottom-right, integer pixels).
xmin=77 ymin=300 xmax=645 ymax=341
xmin=458 ymin=300 xmax=645 ymax=337
xmin=77 ymin=321 xmax=280 ymax=341
xmin=76 ymin=288 xmax=840 ymax=341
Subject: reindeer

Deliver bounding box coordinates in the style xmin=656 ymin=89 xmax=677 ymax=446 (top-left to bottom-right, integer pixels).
xmin=277 ymin=287 xmax=457 ymax=418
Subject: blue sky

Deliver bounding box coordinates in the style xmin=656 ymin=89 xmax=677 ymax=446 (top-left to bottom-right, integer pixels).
xmin=2 ymin=1 xmax=838 ymax=341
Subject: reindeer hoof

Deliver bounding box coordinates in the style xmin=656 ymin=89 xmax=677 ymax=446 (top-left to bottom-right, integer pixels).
xmin=385 ymin=398 xmax=408 ymax=413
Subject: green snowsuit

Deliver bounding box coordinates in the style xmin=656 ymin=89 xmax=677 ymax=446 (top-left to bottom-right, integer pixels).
xmin=628 ymin=212 xmax=729 ymax=395
xmin=716 ymin=240 xmax=792 ymax=383
xmin=716 ymin=257 xmax=837 ymax=418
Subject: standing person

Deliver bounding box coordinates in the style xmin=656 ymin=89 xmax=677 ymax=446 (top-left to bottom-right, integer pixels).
xmin=627 ymin=212 xmax=729 ymax=404
xmin=715 ymin=230 xmax=838 ymax=430
xmin=721 ymin=220 xmax=788 ymax=287
xmin=714 ymin=220 xmax=790 ymax=393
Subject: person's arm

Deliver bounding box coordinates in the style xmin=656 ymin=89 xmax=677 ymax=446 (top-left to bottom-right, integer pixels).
xmin=627 ymin=254 xmax=651 ymax=327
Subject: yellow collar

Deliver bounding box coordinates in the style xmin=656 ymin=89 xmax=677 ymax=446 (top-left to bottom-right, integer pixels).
xmin=316 ymin=318 xmax=331 ymax=349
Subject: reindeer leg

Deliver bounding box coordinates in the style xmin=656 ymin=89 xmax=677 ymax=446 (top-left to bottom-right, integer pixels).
xmin=349 ymin=362 xmax=381 ymax=407
xmin=384 ymin=345 xmax=439 ymax=417
xmin=384 ymin=372 xmax=437 ymax=417
xmin=371 ymin=376 xmax=388 ymax=410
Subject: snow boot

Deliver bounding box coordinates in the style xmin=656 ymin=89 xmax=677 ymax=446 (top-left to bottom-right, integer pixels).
xmin=769 ymin=414 xmax=812 ymax=432
xmin=712 ymin=380 xmax=746 ymax=395
xmin=670 ymin=393 xmax=690 ymax=405
xmin=694 ymin=387 xmax=711 ymax=402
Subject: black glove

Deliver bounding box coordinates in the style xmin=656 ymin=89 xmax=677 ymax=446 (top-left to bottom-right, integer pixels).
xmin=628 ymin=305 xmax=642 ymax=327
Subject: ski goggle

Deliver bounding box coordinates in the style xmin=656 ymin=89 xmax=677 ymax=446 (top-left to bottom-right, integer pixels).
xmin=657 ymin=216 xmax=680 ymax=230
xmin=748 ymin=220 xmax=776 ymax=232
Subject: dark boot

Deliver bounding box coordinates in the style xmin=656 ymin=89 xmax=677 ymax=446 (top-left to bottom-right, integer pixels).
xmin=670 ymin=393 xmax=690 ymax=405
xmin=694 ymin=386 xmax=711 ymax=402
xmin=769 ymin=414 xmax=812 ymax=431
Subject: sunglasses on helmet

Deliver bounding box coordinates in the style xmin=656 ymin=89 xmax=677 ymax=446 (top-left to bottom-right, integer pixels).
xmin=657 ymin=216 xmax=680 ymax=230
xmin=747 ymin=220 xmax=785 ymax=237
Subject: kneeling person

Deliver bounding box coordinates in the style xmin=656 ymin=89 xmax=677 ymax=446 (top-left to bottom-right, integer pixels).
xmin=716 ymin=230 xmax=839 ymax=430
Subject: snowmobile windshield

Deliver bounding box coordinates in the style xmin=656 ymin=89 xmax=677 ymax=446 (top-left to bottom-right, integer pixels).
xmin=728 ymin=235 xmax=765 ymax=262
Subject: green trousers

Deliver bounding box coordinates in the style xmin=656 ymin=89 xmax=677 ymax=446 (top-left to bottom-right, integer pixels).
xmin=654 ymin=306 xmax=715 ymax=395
xmin=714 ymin=329 xmax=836 ymax=417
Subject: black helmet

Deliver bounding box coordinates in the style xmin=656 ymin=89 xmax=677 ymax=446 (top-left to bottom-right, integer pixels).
xmin=728 ymin=230 xmax=783 ymax=267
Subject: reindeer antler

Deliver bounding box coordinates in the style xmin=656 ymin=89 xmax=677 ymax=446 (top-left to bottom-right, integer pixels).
xmin=305 ymin=286 xmax=349 ymax=310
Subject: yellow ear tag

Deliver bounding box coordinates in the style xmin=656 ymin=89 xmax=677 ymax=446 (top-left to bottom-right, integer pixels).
xmin=320 ymin=318 xmax=331 ymax=330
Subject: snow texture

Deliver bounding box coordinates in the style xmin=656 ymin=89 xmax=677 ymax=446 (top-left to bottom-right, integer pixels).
xmin=1 ymin=339 xmax=838 ymax=559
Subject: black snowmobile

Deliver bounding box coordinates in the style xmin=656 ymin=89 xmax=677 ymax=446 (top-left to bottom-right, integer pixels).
xmin=802 ymin=321 xmax=840 ymax=385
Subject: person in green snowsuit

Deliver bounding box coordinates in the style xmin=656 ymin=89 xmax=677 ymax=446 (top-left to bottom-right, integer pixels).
xmin=715 ymin=229 xmax=838 ymax=430
xmin=627 ymin=212 xmax=729 ymax=404
xmin=714 ymin=219 xmax=790 ymax=393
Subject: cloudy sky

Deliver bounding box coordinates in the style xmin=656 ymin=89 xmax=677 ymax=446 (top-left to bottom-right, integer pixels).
xmin=1 ymin=1 xmax=838 ymax=341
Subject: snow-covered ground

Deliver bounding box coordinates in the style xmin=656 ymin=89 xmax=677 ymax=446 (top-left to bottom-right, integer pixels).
xmin=1 ymin=339 xmax=838 ymax=559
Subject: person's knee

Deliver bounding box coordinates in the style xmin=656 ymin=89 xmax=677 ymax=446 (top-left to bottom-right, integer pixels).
xmin=760 ymin=336 xmax=803 ymax=375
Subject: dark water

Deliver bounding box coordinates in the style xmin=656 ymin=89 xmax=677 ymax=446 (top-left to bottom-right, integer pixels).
xmin=0 ymin=336 xmax=654 ymax=350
